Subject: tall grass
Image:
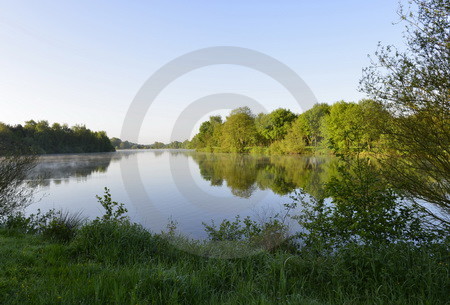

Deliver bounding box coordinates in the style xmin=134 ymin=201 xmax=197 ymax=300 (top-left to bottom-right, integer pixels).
xmin=1 ymin=209 xmax=85 ymax=242
xmin=0 ymin=220 xmax=448 ymax=305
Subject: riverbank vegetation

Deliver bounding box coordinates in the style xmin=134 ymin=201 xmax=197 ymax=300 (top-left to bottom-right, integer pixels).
xmin=110 ymin=137 xmax=190 ymax=150
xmin=0 ymin=157 xmax=449 ymax=304
xmin=0 ymin=221 xmax=448 ymax=304
xmin=189 ymin=100 xmax=389 ymax=156
xmin=0 ymin=120 xmax=115 ymax=154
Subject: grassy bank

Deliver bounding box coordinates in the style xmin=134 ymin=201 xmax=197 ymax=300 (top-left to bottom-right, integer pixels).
xmin=0 ymin=220 xmax=449 ymax=305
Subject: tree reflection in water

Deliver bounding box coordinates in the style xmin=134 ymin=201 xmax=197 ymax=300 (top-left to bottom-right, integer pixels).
xmin=28 ymin=150 xmax=340 ymax=200
xmin=27 ymin=151 xmax=137 ymax=187
xmin=189 ymin=152 xmax=339 ymax=198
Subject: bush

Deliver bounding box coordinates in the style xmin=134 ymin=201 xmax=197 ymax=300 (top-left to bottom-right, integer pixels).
xmin=203 ymin=215 xmax=294 ymax=252
xmin=293 ymin=157 xmax=441 ymax=250
xmin=42 ymin=210 xmax=85 ymax=242
xmin=285 ymin=241 xmax=450 ymax=304
xmin=71 ymin=220 xmax=170 ymax=264
xmin=0 ymin=146 xmax=37 ymax=219
xmin=1 ymin=209 xmax=85 ymax=242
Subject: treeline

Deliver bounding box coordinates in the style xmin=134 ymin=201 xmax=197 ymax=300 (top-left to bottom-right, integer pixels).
xmin=0 ymin=120 xmax=115 ymax=154
xmin=110 ymin=138 xmax=190 ymax=150
xmin=190 ymin=99 xmax=389 ymax=154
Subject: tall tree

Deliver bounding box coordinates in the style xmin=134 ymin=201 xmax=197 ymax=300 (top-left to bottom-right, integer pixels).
xmin=361 ymin=0 xmax=450 ymax=224
xmin=322 ymin=101 xmax=366 ymax=153
xmin=255 ymin=108 xmax=297 ymax=144
xmin=300 ymin=103 xmax=330 ymax=147
xmin=279 ymin=116 xmax=308 ymax=154
xmin=193 ymin=115 xmax=223 ymax=149
xmin=221 ymin=107 xmax=258 ymax=153
xmin=322 ymin=100 xmax=387 ymax=154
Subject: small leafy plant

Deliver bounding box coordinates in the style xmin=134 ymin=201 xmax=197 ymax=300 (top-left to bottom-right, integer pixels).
xmin=95 ymin=187 xmax=128 ymax=222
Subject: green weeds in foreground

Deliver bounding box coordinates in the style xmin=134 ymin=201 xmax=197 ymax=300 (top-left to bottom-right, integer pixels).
xmin=0 ymin=221 xmax=449 ymax=305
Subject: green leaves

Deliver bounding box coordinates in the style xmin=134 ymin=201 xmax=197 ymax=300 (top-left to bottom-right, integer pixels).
xmin=361 ymin=0 xmax=450 ymax=223
xmin=0 ymin=120 xmax=115 ymax=154
xmin=189 ymin=101 xmax=388 ymax=155
xmin=256 ymin=108 xmax=297 ymax=143
xmin=202 ymin=214 xmax=290 ymax=251
xmin=293 ymin=157 xmax=440 ymax=250
xmin=95 ymin=187 xmax=128 ymax=223
xmin=221 ymin=107 xmax=258 ymax=153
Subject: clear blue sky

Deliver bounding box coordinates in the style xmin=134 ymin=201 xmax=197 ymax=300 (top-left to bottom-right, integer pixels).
xmin=0 ymin=0 xmax=405 ymax=143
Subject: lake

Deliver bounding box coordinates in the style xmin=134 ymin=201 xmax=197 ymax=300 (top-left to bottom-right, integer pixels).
xmin=27 ymin=150 xmax=338 ymax=239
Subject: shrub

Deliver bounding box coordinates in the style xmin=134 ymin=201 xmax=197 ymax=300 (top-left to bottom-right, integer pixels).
xmin=293 ymin=157 xmax=441 ymax=251
xmin=203 ymin=215 xmax=293 ymax=252
xmin=1 ymin=209 xmax=85 ymax=242
xmin=71 ymin=220 xmax=170 ymax=264
xmin=95 ymin=187 xmax=128 ymax=222
xmin=42 ymin=210 xmax=85 ymax=242
xmin=0 ymin=146 xmax=37 ymax=219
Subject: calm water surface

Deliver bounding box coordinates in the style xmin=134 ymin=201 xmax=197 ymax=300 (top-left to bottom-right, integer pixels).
xmin=27 ymin=150 xmax=337 ymax=239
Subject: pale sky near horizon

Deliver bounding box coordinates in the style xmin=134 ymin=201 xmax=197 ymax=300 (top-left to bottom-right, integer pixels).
xmin=1 ymin=1 xmax=405 ymax=143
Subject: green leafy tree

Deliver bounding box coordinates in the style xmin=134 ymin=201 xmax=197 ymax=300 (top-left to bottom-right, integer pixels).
xmin=322 ymin=101 xmax=366 ymax=153
xmin=360 ymin=0 xmax=450 ymax=224
xmin=274 ymin=117 xmax=308 ymax=154
xmin=195 ymin=115 xmax=223 ymax=149
xmin=110 ymin=137 xmax=122 ymax=149
xmin=357 ymin=99 xmax=391 ymax=151
xmin=255 ymin=108 xmax=297 ymax=144
xmin=221 ymin=107 xmax=258 ymax=153
xmin=294 ymin=158 xmax=438 ymax=250
xmin=299 ymin=103 xmax=330 ymax=147
xmin=321 ymin=101 xmax=385 ymax=153
xmin=150 ymin=142 xmax=166 ymax=149
xmin=1 ymin=121 xmax=115 ymax=154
